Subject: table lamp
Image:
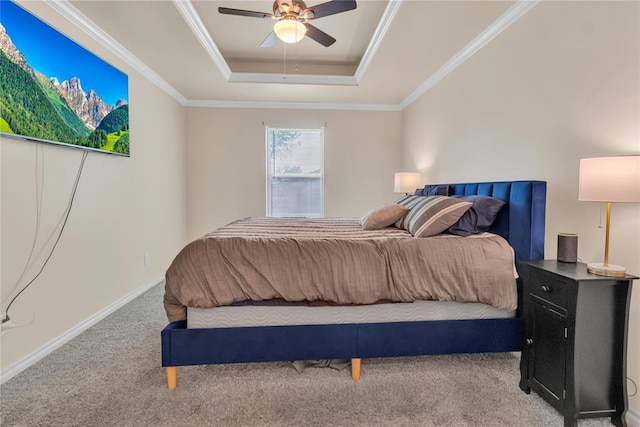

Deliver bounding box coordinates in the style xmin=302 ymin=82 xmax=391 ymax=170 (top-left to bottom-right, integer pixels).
xmin=578 ymin=155 xmax=640 ymax=277
xmin=394 ymin=172 xmax=421 ymax=195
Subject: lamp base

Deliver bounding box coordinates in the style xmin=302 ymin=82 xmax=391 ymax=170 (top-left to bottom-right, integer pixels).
xmin=586 ymin=262 xmax=626 ymax=278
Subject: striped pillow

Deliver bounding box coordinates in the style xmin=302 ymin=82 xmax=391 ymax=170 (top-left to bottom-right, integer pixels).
xmin=394 ymin=195 xmax=428 ymax=229
xmin=405 ymin=196 xmax=473 ymax=237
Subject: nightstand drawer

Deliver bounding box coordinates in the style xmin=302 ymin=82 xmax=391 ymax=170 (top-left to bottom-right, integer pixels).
xmin=528 ymin=273 xmax=568 ymax=310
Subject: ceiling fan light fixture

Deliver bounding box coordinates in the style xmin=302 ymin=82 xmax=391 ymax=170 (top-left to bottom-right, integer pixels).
xmin=273 ymin=19 xmax=306 ymax=43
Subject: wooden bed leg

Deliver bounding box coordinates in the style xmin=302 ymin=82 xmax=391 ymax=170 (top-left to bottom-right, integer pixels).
xmin=351 ymin=358 xmax=361 ymax=382
xmin=166 ymin=367 xmax=177 ymax=390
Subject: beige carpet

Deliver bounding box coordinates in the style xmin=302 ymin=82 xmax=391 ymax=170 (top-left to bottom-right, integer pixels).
xmin=0 ymin=284 xmax=616 ymax=426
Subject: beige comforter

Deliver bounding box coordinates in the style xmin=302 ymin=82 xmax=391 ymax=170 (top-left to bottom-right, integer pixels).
xmin=164 ymin=217 xmax=518 ymax=322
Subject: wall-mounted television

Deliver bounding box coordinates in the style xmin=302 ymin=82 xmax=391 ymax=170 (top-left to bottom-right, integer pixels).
xmin=0 ymin=0 xmax=129 ymax=156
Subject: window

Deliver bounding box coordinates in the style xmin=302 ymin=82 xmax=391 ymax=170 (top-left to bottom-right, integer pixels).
xmin=266 ymin=127 xmax=323 ymax=218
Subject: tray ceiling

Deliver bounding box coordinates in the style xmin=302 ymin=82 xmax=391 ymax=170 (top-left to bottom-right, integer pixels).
xmin=42 ymin=0 xmax=529 ymax=107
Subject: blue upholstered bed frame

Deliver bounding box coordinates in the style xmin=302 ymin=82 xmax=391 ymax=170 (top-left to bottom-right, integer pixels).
xmin=161 ymin=180 xmax=547 ymax=386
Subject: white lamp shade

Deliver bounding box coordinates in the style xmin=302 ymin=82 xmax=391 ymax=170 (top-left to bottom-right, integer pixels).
xmin=274 ymin=19 xmax=307 ymax=44
xmin=394 ymin=172 xmax=421 ymax=193
xmin=578 ymin=156 xmax=640 ymax=203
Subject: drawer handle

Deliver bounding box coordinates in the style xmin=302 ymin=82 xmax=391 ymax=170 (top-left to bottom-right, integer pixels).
xmin=526 ymin=338 xmax=534 ymax=345
xmin=541 ymin=285 xmax=551 ymax=293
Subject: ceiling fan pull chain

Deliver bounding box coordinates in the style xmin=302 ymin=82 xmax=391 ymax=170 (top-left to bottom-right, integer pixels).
xmin=283 ymin=41 xmax=287 ymax=78
xmin=294 ymin=26 xmax=298 ymax=73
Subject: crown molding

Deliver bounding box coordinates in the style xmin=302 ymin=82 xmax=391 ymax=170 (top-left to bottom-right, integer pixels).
xmin=196 ymin=0 xmax=538 ymax=109
xmin=42 ymin=0 xmax=537 ymax=112
xmin=172 ymin=0 xmax=232 ymax=80
xmin=228 ymin=72 xmax=358 ymax=86
xmin=400 ymin=0 xmax=539 ymax=110
xmin=174 ymin=0 xmax=399 ymax=86
xmin=43 ymin=0 xmax=187 ymax=106
xmin=186 ymin=99 xmax=401 ymax=111
xmin=354 ymin=0 xmax=403 ymax=83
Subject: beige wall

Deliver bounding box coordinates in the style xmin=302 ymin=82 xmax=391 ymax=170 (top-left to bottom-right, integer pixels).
xmin=1 ymin=2 xmax=187 ymax=370
xmin=402 ymin=1 xmax=640 ymax=413
xmin=185 ymin=108 xmax=402 ymax=240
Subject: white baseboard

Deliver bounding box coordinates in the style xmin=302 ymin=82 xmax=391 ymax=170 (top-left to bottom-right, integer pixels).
xmin=0 ymin=275 xmax=163 ymax=384
xmin=628 ymin=406 xmax=640 ymax=427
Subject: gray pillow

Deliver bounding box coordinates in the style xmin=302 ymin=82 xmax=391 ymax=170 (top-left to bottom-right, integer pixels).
xmin=361 ymin=204 xmax=409 ymax=230
xmin=415 ymin=184 xmax=451 ymax=197
xmin=448 ymin=195 xmax=506 ymax=236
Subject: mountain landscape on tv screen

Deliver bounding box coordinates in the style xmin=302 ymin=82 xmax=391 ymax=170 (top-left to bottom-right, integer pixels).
xmin=0 ymin=23 xmax=129 ymax=155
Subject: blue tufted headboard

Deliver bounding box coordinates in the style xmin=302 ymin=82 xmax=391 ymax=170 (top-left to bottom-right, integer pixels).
xmin=416 ymin=180 xmax=547 ymax=268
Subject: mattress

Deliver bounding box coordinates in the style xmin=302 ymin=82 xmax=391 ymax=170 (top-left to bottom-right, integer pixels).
xmin=187 ymin=300 xmax=515 ymax=329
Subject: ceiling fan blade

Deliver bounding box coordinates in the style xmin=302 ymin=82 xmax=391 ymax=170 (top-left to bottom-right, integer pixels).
xmin=306 ymin=0 xmax=357 ymax=20
xmin=260 ymin=31 xmax=279 ymax=48
xmin=218 ymin=7 xmax=273 ymax=19
xmin=303 ymin=23 xmax=336 ymax=47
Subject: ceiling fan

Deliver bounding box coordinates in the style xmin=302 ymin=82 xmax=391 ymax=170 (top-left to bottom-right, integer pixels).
xmin=218 ymin=0 xmax=357 ymax=47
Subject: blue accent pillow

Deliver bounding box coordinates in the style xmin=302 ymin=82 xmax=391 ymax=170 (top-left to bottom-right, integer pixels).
xmin=415 ymin=184 xmax=451 ymax=197
xmin=448 ymin=195 xmax=506 ymax=236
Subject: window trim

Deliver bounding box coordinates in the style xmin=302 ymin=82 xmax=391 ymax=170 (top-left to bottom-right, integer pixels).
xmin=265 ymin=126 xmax=324 ymax=218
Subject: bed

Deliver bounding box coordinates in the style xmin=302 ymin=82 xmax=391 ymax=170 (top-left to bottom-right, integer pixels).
xmin=161 ymin=180 xmax=547 ymax=389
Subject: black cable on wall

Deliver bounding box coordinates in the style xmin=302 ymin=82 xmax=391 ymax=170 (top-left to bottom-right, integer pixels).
xmin=2 ymin=149 xmax=88 ymax=324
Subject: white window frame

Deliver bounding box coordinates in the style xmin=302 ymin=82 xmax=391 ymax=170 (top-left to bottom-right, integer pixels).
xmin=265 ymin=126 xmax=324 ymax=218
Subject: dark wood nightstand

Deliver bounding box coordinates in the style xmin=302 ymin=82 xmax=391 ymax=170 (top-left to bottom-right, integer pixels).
xmin=519 ymin=260 xmax=636 ymax=427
